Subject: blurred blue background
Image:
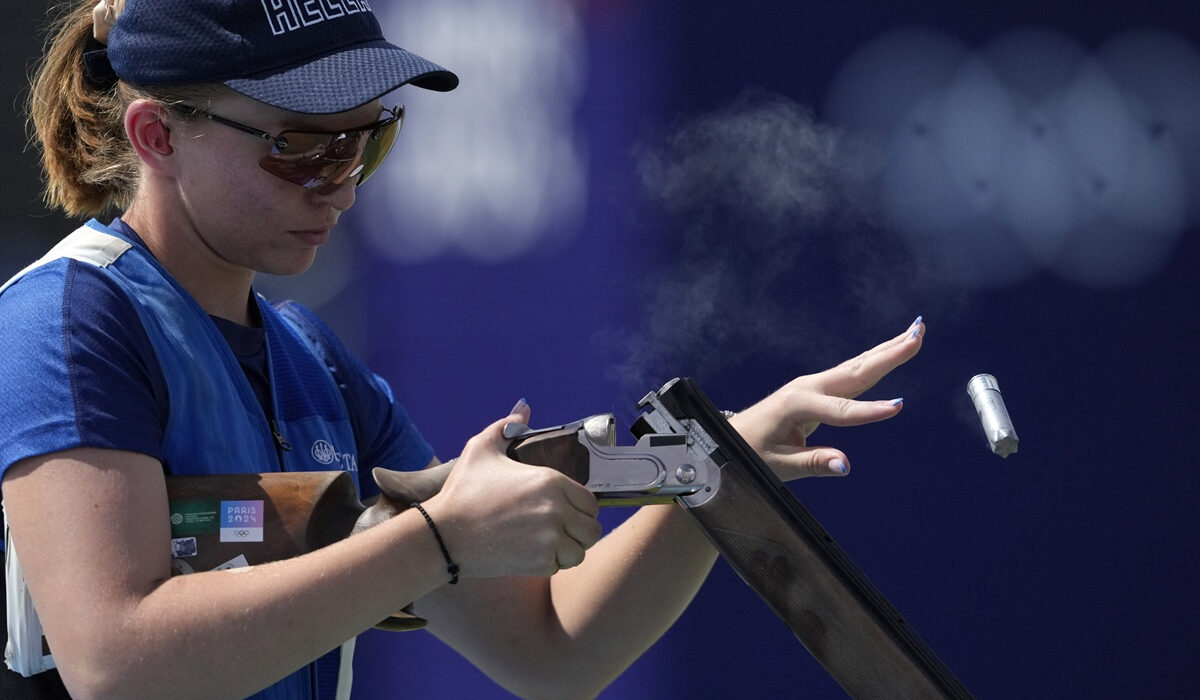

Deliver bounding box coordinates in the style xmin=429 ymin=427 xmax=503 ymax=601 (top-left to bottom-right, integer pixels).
xmin=4 ymin=1 xmax=1199 ymax=697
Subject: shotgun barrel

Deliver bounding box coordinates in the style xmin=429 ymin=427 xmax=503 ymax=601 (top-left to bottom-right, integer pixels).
xmin=634 ymin=378 xmax=973 ymax=699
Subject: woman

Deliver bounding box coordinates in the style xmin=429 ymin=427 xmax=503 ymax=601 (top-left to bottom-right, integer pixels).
xmin=0 ymin=1 xmax=925 ymax=698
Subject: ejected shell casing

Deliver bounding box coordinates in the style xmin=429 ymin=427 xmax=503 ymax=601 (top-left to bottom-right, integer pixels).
xmin=966 ymin=373 xmax=1018 ymax=457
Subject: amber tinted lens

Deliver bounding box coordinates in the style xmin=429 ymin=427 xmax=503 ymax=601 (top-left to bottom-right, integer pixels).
xmin=257 ymin=108 xmax=402 ymax=192
xmin=355 ymin=113 xmax=402 ymax=185
xmin=257 ymin=132 xmax=365 ymax=190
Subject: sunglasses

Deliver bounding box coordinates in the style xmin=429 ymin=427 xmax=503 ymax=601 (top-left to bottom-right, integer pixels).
xmin=177 ymin=104 xmax=404 ymax=194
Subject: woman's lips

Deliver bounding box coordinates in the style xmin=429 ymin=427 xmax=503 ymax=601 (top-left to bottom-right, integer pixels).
xmin=289 ymin=228 xmax=331 ymax=246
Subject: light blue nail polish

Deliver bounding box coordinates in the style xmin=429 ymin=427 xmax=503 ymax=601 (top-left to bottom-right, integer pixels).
xmin=891 ymin=397 xmax=904 ymax=406
xmin=910 ymin=315 xmax=923 ymax=338
xmin=830 ymin=459 xmax=847 ymax=475
xmin=510 ymin=398 xmax=528 ymax=414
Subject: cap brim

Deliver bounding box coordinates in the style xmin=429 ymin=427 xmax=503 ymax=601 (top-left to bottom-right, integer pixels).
xmin=224 ymin=42 xmax=458 ymax=114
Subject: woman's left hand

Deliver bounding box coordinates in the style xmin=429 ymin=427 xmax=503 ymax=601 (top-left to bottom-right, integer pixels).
xmin=728 ymin=317 xmax=925 ymax=481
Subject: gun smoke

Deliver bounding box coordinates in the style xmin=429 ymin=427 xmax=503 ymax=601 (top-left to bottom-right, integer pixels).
xmin=602 ymin=90 xmax=911 ymax=405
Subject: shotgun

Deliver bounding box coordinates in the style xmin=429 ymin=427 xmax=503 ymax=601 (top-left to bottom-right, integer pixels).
xmin=164 ymin=378 xmax=973 ymax=698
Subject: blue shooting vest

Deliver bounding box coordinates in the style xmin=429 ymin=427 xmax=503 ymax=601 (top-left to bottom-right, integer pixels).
xmin=90 ymin=222 xmax=361 ymax=478
xmin=3 ymin=219 xmax=359 ymax=700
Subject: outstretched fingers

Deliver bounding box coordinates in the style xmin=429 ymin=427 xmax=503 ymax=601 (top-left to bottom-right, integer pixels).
xmin=734 ymin=317 xmax=928 ymax=482
xmin=811 ymin=317 xmax=924 ymax=399
xmin=799 ymin=392 xmax=907 ymax=428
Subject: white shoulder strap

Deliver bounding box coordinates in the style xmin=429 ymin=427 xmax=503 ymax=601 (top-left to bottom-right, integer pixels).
xmin=337 ymin=637 xmax=356 ymax=700
xmin=0 ymin=225 xmax=132 ymax=295
xmin=4 ymin=505 xmax=56 ymax=676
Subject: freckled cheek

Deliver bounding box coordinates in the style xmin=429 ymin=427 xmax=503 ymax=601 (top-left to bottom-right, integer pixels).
xmin=257 ymin=182 xmax=318 ymax=228
xmin=220 ymin=170 xmax=296 ymax=222
xmin=181 ymin=143 xmax=310 ymax=226
xmin=181 ymin=149 xmax=255 ymax=209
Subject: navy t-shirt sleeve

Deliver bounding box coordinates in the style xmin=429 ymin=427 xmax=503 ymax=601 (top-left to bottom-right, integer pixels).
xmin=0 ymin=260 xmax=167 ymax=483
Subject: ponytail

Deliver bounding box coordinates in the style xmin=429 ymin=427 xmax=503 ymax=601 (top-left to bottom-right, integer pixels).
xmin=27 ymin=2 xmax=222 ymax=219
xmin=28 ymin=1 xmax=138 ymax=218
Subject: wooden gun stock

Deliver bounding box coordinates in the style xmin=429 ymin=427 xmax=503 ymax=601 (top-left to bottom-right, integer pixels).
xmin=164 ymin=465 xmax=453 ymax=631
xmin=163 ymin=448 xmax=565 ymax=632
xmin=163 ymin=447 xmax=556 ymax=589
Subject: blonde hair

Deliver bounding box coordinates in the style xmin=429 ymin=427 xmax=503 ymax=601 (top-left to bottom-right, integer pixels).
xmin=27 ymin=1 xmax=221 ymax=218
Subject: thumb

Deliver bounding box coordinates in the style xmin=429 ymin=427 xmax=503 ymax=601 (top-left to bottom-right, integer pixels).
xmin=775 ymin=447 xmax=851 ymax=479
xmin=508 ymin=397 xmax=531 ymax=424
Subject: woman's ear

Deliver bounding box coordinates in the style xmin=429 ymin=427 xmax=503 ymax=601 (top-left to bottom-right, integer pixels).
xmin=124 ymin=99 xmax=175 ymax=172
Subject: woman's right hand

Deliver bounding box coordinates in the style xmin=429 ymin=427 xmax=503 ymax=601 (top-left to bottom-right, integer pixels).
xmin=421 ymin=402 xmax=603 ymax=580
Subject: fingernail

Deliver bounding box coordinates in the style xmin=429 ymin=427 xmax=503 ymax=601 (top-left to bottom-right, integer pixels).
xmin=890 ymin=397 xmax=904 ymax=406
xmin=910 ymin=315 xmax=923 ymax=338
xmin=510 ymin=398 xmax=528 ymax=414
xmin=829 ymin=458 xmax=848 ymax=475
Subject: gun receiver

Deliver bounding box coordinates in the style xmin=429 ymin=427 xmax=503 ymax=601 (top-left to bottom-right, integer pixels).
xmin=501 ymin=414 xmax=713 ymax=506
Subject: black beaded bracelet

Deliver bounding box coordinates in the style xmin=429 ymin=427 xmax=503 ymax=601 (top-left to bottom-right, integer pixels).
xmin=412 ymin=502 xmax=459 ymax=585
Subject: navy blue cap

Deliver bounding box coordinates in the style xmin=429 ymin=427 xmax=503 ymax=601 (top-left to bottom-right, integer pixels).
xmin=105 ymin=0 xmax=457 ymax=114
